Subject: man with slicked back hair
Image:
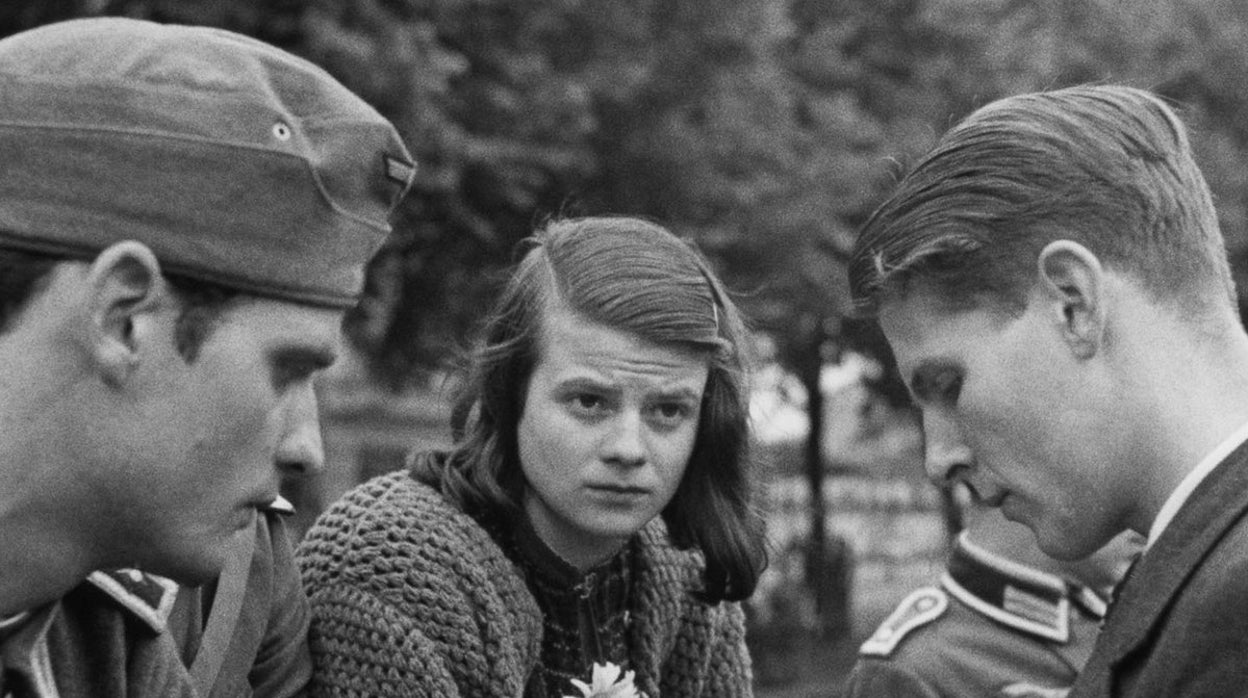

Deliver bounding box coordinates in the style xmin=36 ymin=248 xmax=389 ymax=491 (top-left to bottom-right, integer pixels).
xmin=850 ymin=85 xmax=1248 ymax=696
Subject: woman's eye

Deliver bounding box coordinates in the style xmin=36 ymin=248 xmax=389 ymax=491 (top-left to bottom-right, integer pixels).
xmin=656 ymin=403 xmax=683 ymax=418
xmin=648 ymin=402 xmax=693 ymax=427
xmin=567 ymin=393 xmax=607 ymax=416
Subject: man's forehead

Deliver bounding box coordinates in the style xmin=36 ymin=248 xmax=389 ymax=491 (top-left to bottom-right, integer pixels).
xmin=880 ymin=280 xmax=1019 ymax=333
xmin=878 ymin=286 xmax=955 ymax=340
xmin=878 ymin=290 xmax=1005 ymax=376
xmin=225 ymin=298 xmax=344 ymax=344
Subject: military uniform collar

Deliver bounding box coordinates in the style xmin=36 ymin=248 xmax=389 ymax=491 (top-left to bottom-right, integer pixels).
xmin=76 ymin=502 xmax=286 ymax=637
xmin=86 ymin=569 xmax=179 ymax=634
xmin=0 ymin=603 xmax=59 ymax=698
xmin=941 ymin=532 xmax=1106 ymax=643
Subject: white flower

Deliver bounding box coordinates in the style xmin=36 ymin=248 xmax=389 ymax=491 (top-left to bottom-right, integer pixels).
xmin=563 ymin=662 xmax=644 ymax=698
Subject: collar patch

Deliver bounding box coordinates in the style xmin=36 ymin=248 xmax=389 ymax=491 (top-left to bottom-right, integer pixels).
xmin=86 ymin=569 xmax=178 ymax=633
xmin=940 ymin=533 xmax=1101 ymax=643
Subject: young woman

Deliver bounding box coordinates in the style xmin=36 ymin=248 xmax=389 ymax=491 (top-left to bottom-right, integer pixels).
xmin=299 ymin=216 xmax=768 ymax=697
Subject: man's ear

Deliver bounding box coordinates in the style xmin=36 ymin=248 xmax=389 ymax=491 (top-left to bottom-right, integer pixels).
xmin=85 ymin=241 xmax=167 ymax=386
xmin=1036 ymin=240 xmax=1106 ymax=360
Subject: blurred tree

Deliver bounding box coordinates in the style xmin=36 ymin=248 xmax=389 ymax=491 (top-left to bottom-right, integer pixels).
xmin=299 ymin=0 xmax=600 ymax=385
xmin=772 ymin=0 xmax=977 ymax=634
xmin=1051 ymin=0 xmax=1248 ymax=304
xmin=9 ymin=0 xmax=1248 ymax=393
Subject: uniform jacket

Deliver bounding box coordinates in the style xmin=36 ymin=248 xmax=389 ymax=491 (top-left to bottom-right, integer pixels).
xmin=843 ymin=533 xmax=1106 ymax=698
xmin=0 ymin=506 xmax=310 ymax=698
xmin=169 ymin=506 xmax=312 ymax=698
xmin=297 ymin=468 xmax=753 ymax=697
xmin=0 ymin=569 xmax=194 ymax=698
xmin=1070 ymin=441 xmax=1248 ymax=697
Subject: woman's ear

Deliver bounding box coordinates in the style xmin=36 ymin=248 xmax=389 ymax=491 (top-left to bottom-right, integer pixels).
xmin=1036 ymin=240 xmax=1107 ymax=360
xmin=84 ymin=241 xmax=167 ymax=386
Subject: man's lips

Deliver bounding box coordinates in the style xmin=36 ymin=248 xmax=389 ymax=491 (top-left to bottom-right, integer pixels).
xmin=247 ymin=493 xmax=281 ymax=509
xmin=963 ymin=481 xmax=1007 ymax=508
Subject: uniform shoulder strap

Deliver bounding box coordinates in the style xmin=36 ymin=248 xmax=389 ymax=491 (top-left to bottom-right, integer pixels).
xmin=190 ymin=517 xmax=258 ymax=696
xmin=859 ymin=586 xmax=948 ymax=657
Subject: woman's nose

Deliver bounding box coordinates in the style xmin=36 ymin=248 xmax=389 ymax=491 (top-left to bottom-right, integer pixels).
xmin=600 ymin=411 xmax=647 ymax=467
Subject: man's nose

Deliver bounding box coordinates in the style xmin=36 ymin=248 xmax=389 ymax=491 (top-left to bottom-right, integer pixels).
xmin=923 ymin=411 xmax=973 ymax=487
xmin=275 ymin=383 xmax=325 ymax=477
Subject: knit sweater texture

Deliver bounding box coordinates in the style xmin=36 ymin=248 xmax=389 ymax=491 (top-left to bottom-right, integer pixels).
xmin=297 ymin=469 xmax=753 ymax=697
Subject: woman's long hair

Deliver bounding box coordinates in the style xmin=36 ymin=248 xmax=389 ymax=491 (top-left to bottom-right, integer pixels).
xmin=413 ymin=216 xmax=767 ymax=603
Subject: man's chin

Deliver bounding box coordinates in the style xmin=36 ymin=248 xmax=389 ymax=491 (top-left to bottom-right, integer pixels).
xmin=143 ymin=530 xmax=242 ymax=585
xmin=150 ymin=550 xmax=228 ymax=586
xmin=1033 ymin=527 xmax=1102 ymax=562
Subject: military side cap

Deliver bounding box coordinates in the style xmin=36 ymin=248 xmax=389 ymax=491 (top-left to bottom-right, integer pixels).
xmin=0 ymin=17 xmax=416 ymax=308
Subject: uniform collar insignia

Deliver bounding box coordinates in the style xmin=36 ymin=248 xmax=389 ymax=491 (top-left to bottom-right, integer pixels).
xmin=859 ymin=586 xmax=949 ymax=657
xmin=941 ymin=532 xmax=1103 ymax=643
xmin=86 ymin=569 xmax=179 ymax=633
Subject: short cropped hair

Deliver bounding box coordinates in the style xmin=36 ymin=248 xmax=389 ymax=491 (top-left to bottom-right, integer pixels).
xmin=0 ymin=247 xmax=240 ymax=361
xmin=415 ymin=216 xmax=767 ymax=603
xmin=849 ymin=85 xmax=1233 ymax=317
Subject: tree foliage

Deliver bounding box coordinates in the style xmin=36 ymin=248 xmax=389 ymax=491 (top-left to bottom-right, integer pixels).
xmin=7 ymin=0 xmax=1248 ymax=386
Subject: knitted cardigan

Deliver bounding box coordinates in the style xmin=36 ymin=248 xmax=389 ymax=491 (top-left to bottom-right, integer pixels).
xmin=296 ymin=470 xmax=753 ymax=697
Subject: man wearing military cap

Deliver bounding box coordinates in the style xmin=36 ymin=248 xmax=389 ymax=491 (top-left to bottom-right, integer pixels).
xmin=0 ymin=17 xmax=414 ymax=697
xmin=844 ymin=501 xmax=1141 ymax=698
